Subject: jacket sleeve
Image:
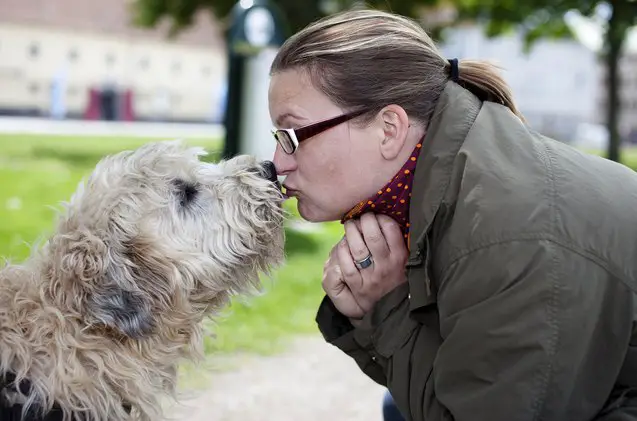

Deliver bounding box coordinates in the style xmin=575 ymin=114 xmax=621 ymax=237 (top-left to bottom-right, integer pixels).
xmin=315 ymin=281 xmax=415 ymax=387
xmin=410 ymin=239 xmax=635 ymax=421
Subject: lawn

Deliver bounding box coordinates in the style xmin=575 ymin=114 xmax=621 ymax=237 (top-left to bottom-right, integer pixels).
xmin=581 ymin=147 xmax=637 ymax=171
xmin=622 ymin=149 xmax=637 ymax=170
xmin=0 ymin=133 xmax=343 ymax=360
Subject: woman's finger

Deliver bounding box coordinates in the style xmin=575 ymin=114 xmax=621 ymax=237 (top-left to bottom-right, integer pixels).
xmin=339 ymin=236 xmax=380 ymax=311
xmin=376 ymin=214 xmax=409 ymax=262
xmin=344 ymin=220 xmax=374 ymax=274
xmin=337 ymin=238 xmax=363 ymax=290
xmin=321 ymin=263 xmax=365 ymax=319
xmin=322 ymin=264 xmax=343 ymax=294
xmin=359 ymin=213 xmax=390 ymax=261
xmin=344 ymin=220 xmax=371 ymax=262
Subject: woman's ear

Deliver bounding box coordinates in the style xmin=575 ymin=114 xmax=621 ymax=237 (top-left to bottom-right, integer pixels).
xmin=379 ymin=105 xmax=410 ymax=160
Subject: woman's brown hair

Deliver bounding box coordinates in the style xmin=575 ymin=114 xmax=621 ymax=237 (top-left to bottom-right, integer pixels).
xmin=270 ymin=9 xmax=524 ymax=125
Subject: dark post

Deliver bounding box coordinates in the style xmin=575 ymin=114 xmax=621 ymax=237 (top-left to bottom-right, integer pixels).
xmin=222 ymin=0 xmax=288 ymax=161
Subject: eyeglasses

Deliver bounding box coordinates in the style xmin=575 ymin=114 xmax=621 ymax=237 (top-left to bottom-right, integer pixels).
xmin=271 ymin=108 xmax=368 ymax=154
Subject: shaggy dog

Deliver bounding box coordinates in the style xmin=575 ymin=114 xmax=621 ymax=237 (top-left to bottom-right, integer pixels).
xmin=0 ymin=140 xmax=285 ymax=421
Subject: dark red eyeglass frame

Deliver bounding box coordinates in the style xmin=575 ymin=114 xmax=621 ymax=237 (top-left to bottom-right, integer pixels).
xmin=271 ymin=108 xmax=369 ymax=154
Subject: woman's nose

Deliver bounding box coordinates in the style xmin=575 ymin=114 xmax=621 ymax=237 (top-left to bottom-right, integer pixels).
xmin=272 ymin=143 xmax=297 ymax=176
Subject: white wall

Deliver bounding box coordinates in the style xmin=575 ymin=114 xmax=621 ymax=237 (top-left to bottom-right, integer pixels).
xmin=0 ymin=23 xmax=228 ymax=121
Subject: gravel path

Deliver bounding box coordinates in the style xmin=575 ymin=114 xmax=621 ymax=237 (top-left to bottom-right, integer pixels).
xmin=167 ymin=335 xmax=387 ymax=421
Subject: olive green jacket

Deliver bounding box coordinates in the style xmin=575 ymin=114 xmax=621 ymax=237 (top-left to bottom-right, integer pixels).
xmin=316 ymin=81 xmax=637 ymax=421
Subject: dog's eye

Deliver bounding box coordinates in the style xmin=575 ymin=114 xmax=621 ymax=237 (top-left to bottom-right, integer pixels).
xmin=174 ymin=179 xmax=198 ymax=206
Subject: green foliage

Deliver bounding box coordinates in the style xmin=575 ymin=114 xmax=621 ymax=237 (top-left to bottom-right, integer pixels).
xmin=0 ymin=135 xmax=219 ymax=260
xmin=439 ymin=0 xmax=637 ymax=51
xmin=131 ymin=0 xmax=225 ymax=37
xmin=132 ymin=0 xmax=340 ymax=38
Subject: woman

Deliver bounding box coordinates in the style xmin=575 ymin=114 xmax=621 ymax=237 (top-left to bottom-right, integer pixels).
xmin=268 ymin=9 xmax=637 ymax=421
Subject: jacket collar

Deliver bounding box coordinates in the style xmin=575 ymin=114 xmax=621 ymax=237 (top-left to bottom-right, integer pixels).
xmin=407 ymin=81 xmax=482 ymax=259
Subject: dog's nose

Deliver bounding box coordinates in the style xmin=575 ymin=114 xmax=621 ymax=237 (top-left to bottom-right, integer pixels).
xmin=260 ymin=160 xmax=279 ymax=185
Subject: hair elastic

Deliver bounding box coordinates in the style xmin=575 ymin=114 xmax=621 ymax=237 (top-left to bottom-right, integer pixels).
xmin=448 ymin=58 xmax=459 ymax=82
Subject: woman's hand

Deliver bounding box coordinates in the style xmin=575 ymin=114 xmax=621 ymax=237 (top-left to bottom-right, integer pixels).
xmin=322 ymin=213 xmax=409 ymax=322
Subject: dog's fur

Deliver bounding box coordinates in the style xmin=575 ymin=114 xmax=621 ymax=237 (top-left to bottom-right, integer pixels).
xmin=0 ymin=140 xmax=285 ymax=421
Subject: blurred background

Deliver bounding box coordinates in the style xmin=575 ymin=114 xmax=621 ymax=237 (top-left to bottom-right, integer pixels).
xmin=0 ymin=0 xmax=636 ymax=147
xmin=0 ymin=0 xmax=636 ymax=420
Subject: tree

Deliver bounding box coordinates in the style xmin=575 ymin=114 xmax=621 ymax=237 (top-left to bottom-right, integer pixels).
xmin=131 ymin=0 xmax=636 ymax=162
xmin=130 ymin=0 xmax=360 ymax=37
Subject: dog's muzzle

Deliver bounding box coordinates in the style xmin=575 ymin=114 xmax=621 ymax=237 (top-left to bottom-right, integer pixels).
xmin=260 ymin=161 xmax=280 ymax=187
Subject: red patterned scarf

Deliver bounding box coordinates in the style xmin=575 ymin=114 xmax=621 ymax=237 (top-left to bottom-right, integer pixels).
xmin=342 ymin=141 xmax=423 ymax=250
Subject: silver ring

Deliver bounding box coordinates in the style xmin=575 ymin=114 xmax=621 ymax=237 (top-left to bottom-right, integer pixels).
xmin=354 ymin=254 xmax=373 ymax=270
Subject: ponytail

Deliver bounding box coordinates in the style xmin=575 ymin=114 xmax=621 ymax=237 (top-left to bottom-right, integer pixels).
xmin=452 ymin=59 xmax=525 ymax=122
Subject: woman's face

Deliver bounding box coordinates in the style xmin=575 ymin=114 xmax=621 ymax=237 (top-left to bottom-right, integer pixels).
xmin=268 ymin=68 xmax=389 ymax=222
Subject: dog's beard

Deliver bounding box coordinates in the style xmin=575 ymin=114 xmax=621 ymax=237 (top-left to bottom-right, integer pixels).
xmin=198 ymin=177 xmax=285 ymax=296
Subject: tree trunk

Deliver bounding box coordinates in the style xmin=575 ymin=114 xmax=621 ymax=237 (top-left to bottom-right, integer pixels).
xmin=604 ymin=1 xmax=627 ymax=163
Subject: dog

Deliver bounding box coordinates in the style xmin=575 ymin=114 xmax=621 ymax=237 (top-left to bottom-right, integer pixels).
xmin=0 ymin=140 xmax=285 ymax=421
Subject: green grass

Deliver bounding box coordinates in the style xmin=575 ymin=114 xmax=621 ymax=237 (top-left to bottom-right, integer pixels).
xmin=0 ymin=134 xmax=223 ymax=259
xmin=612 ymin=148 xmax=637 ymax=170
xmin=0 ymin=133 xmax=342 ymax=360
xmin=578 ymin=146 xmax=637 ymax=171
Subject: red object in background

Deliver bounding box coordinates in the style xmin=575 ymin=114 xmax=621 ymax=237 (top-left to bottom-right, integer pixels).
xmin=84 ymin=88 xmax=101 ymax=120
xmin=120 ymin=89 xmax=135 ymax=121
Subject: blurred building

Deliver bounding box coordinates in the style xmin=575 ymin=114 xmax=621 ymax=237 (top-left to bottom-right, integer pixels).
xmin=0 ymin=0 xmax=227 ymax=122
xmin=438 ymin=23 xmax=601 ymax=143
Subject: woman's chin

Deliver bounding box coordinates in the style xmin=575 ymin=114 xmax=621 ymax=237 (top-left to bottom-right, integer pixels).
xmin=297 ymin=199 xmax=341 ymax=223
xmin=296 ymin=200 xmax=318 ymax=221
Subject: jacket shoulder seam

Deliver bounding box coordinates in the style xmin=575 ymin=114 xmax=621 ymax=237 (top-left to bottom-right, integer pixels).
xmin=533 ymin=241 xmax=560 ymax=419
xmin=540 ymin=133 xmax=562 ymax=249
xmin=531 ymin=134 xmax=559 ymax=420
xmin=441 ymin=235 xmax=632 ymax=292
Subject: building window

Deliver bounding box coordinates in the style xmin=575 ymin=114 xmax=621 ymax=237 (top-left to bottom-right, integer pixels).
xmin=28 ymin=43 xmax=39 ymax=58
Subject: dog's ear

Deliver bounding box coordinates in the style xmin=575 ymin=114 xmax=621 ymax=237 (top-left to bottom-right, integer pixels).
xmin=88 ymin=245 xmax=160 ymax=339
xmin=53 ymin=227 xmax=156 ymax=339
xmin=88 ymin=271 xmax=154 ymax=339
xmin=89 ymin=236 xmax=177 ymax=339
